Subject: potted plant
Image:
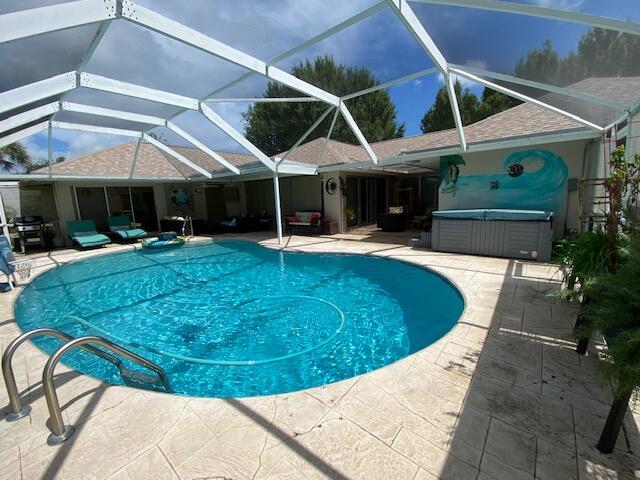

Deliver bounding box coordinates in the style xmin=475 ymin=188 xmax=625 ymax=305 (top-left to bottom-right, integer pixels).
xmin=582 ymin=231 xmax=640 ymax=453
xmin=344 ymin=208 xmax=356 ymax=223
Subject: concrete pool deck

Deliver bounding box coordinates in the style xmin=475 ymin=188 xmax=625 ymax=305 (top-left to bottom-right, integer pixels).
xmin=0 ymin=233 xmax=638 ymax=479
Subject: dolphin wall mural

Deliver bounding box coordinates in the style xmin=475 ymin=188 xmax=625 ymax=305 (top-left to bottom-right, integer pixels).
xmin=438 ymin=149 xmax=568 ymax=216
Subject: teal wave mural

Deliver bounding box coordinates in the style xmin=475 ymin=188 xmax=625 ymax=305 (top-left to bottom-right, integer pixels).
xmin=439 ymin=149 xmax=568 ymax=214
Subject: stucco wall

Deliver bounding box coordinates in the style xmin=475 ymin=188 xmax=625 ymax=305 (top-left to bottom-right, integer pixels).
xmin=437 ymin=140 xmax=596 ymax=236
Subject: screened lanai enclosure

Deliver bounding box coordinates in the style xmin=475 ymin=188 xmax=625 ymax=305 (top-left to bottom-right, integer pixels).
xmin=1 ymin=0 xmax=640 ymax=243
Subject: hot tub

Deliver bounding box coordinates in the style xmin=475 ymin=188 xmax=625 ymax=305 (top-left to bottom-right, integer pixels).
xmin=431 ymin=209 xmax=553 ymax=262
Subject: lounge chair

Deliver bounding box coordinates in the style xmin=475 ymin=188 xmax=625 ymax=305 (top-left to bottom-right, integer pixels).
xmin=107 ymin=215 xmax=147 ymax=240
xmin=66 ymin=220 xmax=111 ymax=248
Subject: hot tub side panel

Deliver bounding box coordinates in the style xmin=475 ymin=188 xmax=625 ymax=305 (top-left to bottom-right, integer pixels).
xmin=431 ymin=217 xmax=552 ymax=262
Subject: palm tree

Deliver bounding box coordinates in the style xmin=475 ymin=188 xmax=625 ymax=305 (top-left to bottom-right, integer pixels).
xmin=0 ymin=143 xmax=30 ymax=171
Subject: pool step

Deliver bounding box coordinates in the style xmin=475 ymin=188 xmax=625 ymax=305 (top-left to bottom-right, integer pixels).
xmin=120 ymin=367 xmax=165 ymax=390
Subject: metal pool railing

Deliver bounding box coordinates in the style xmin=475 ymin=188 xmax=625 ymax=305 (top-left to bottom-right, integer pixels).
xmin=2 ymin=328 xmax=122 ymax=421
xmin=2 ymin=329 xmax=170 ymax=446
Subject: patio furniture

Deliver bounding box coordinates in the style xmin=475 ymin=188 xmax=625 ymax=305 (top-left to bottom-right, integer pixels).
xmin=107 ymin=215 xmax=147 ymax=240
xmin=286 ymin=211 xmax=322 ymax=235
xmin=214 ymin=214 xmax=272 ymax=233
xmin=66 ymin=220 xmax=111 ymax=249
xmin=431 ymin=209 xmax=553 ymax=261
xmin=377 ymin=207 xmax=408 ymax=232
xmin=160 ymin=217 xmax=207 ymax=235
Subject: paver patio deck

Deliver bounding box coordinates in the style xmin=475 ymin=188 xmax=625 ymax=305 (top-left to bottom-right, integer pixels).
xmin=1 ymin=233 xmax=638 ymax=479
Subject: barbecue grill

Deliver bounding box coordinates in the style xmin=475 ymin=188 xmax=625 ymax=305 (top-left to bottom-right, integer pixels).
xmin=12 ymin=216 xmax=47 ymax=253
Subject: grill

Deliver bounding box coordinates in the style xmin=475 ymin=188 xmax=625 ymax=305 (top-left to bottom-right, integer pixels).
xmin=12 ymin=216 xmax=46 ymax=254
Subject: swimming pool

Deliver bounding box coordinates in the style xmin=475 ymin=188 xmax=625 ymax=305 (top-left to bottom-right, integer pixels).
xmin=15 ymin=240 xmax=463 ymax=398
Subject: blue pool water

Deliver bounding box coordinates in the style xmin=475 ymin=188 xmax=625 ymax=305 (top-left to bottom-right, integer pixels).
xmin=15 ymin=241 xmax=463 ymax=398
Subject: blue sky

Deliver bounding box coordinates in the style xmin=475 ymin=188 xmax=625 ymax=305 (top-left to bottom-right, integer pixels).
xmin=5 ymin=0 xmax=639 ymax=163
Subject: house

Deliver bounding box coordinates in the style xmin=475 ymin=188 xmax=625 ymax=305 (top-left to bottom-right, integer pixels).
xmin=2 ymin=77 xmax=638 ymax=247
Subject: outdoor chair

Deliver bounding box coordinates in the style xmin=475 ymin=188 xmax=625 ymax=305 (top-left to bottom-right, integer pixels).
xmin=107 ymin=215 xmax=147 ymax=240
xmin=66 ymin=220 xmax=111 ymax=249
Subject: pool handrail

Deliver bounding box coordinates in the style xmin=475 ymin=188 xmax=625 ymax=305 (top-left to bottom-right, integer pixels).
xmin=2 ymin=328 xmax=122 ymax=422
xmin=43 ymin=335 xmax=170 ymax=445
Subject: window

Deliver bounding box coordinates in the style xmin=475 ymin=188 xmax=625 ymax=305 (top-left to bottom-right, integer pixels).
xmin=74 ymin=186 xmax=158 ymax=232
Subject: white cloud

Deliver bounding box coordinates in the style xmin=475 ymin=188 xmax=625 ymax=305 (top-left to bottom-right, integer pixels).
xmin=3 ymin=0 xmax=416 ymax=160
xmin=22 ymin=136 xmax=69 ymax=166
xmin=529 ymin=0 xmax=585 ymax=9
xmin=436 ymin=72 xmax=479 ymax=89
xmin=464 ymin=59 xmax=488 ymax=71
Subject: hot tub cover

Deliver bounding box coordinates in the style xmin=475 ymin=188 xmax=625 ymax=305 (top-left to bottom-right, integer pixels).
xmin=432 ymin=209 xmax=553 ymax=221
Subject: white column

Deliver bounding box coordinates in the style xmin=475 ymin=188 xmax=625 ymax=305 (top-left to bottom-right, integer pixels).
xmin=273 ymin=173 xmax=283 ymax=245
xmin=47 ymin=121 xmax=54 ymax=178
xmin=0 ymin=193 xmax=10 ymax=239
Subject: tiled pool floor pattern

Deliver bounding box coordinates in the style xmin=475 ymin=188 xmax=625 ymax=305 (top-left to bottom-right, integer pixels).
xmin=1 ymin=233 xmax=638 ymax=479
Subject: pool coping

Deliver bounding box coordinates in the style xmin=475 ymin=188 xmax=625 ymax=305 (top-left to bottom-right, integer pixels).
xmin=2 ymin=232 xmax=634 ymax=480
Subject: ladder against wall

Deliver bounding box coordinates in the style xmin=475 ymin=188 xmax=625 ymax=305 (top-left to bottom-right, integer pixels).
xmin=578 ymin=178 xmax=609 ymax=232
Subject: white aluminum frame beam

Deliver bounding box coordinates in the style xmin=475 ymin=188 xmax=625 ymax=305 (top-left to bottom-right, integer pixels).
xmin=165 ymin=122 xmax=240 ymax=174
xmin=47 ymin=121 xmax=53 ymax=178
xmin=446 ymin=75 xmax=467 ymax=152
xmin=273 ymin=173 xmax=283 ymax=245
xmin=450 ymin=68 xmax=604 ymax=131
xmin=449 ymin=64 xmax=628 ymax=110
xmin=200 ymin=103 xmax=276 ymax=171
xmin=142 ymin=133 xmax=213 ymax=179
xmin=0 ymin=0 xmax=117 ymax=44
xmin=129 ymin=137 xmax=142 ymax=179
xmin=79 ymin=73 xmax=199 ymax=109
xmin=411 ymin=0 xmax=640 ymax=36
xmin=53 ymin=19 xmax=113 ymax=123
xmin=342 ymin=67 xmax=439 ymax=101
xmin=385 ymin=0 xmax=447 ymax=73
xmin=0 ymin=102 xmax=59 ymax=135
xmin=0 ymin=121 xmax=49 ymax=148
xmin=280 ymin=106 xmax=335 ymax=163
xmin=51 ymin=121 xmax=142 ymax=138
xmin=61 ymin=102 xmax=165 ymax=125
xmin=207 ymin=97 xmax=318 ymax=103
xmin=61 ymin=102 xmax=239 ymax=175
xmin=120 ymin=1 xmax=340 ymax=107
xmin=74 ymin=73 xmax=271 ymax=171
xmin=319 ymin=108 xmax=341 ymax=164
xmin=339 ymin=103 xmax=377 ymax=163
xmin=0 ymin=72 xmax=76 ymax=115
xmin=202 ymin=1 xmax=387 ymax=104
xmin=386 ymin=0 xmax=468 ymax=152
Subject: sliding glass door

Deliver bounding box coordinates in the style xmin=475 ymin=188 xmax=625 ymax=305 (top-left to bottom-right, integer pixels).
xmin=75 ymin=187 xmax=109 ymax=231
xmin=131 ymin=187 xmax=158 ymax=232
xmin=75 ymin=186 xmax=158 ymax=232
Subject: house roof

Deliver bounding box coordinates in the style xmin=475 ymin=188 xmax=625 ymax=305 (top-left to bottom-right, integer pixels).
xmin=37 ymin=76 xmax=635 ymax=179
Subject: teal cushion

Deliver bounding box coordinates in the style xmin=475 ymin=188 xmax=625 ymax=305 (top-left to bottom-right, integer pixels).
xmin=74 ymin=233 xmax=111 ymax=246
xmin=117 ymin=228 xmax=146 ymax=239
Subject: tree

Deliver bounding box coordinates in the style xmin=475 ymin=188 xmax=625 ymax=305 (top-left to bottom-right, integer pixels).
xmin=0 ymin=143 xmax=29 ymax=172
xmin=515 ymin=39 xmax=560 ymax=84
xmin=420 ymin=80 xmax=479 ymax=133
xmin=243 ymin=55 xmax=405 ymax=156
xmin=515 ymin=28 xmax=640 ymax=86
xmin=477 ymin=88 xmax=521 ymax=121
xmin=420 ymin=80 xmax=520 ymax=133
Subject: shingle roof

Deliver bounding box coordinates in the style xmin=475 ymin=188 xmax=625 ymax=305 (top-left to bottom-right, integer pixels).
xmin=35 ymin=142 xmax=260 ymax=177
xmin=37 ymin=76 xmax=637 ymax=177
